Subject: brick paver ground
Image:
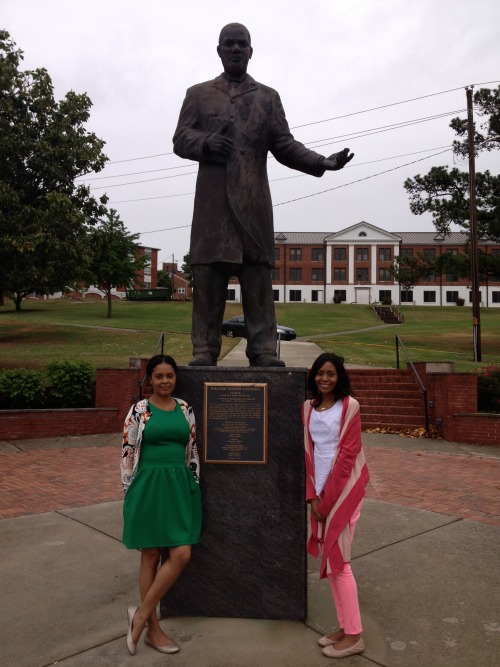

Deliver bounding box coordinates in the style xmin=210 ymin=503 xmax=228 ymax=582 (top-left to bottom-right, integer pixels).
xmin=1 ymin=444 xmax=499 ymax=525
xmin=364 ymin=448 xmax=500 ymax=526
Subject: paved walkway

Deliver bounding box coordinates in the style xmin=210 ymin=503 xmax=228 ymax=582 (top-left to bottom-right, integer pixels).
xmin=2 ymin=431 xmax=499 ymax=524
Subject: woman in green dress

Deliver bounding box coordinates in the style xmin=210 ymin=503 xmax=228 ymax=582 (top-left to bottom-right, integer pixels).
xmin=120 ymin=354 xmax=201 ymax=656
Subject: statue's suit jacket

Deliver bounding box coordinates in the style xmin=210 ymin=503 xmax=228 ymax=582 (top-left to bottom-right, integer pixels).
xmin=173 ymin=74 xmax=326 ymax=267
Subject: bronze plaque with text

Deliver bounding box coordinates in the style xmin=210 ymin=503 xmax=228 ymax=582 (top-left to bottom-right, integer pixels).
xmin=203 ymin=383 xmax=268 ymax=464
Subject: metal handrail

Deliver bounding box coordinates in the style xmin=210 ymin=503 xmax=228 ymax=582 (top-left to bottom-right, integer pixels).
xmin=391 ymin=305 xmax=405 ymax=323
xmin=395 ymin=334 xmax=429 ymax=432
xmin=139 ymin=332 xmax=165 ymax=399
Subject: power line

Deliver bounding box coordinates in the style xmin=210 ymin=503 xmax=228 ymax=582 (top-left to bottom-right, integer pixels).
xmin=93 ymin=110 xmax=463 ymax=192
xmin=273 ymin=148 xmax=452 ymax=208
xmin=89 ymin=171 xmax=198 ymax=191
xmin=306 ymin=110 xmax=465 ymax=149
xmin=110 ymin=145 xmax=453 ymax=204
xmin=139 ymin=223 xmax=192 ymax=235
xmin=99 ymin=80 xmax=499 ymax=167
xmin=76 ymin=163 xmax=197 ymax=182
xmin=112 ymin=191 xmax=195 ymax=204
xmin=132 ymin=147 xmax=452 ymax=234
xmin=290 ymin=80 xmax=500 ymax=129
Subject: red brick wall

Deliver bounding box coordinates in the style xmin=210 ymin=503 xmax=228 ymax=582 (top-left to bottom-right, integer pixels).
xmin=0 ymin=408 xmax=118 ymax=440
xmin=449 ymin=413 xmax=500 ymax=445
xmin=412 ymin=363 xmax=499 ymax=445
xmin=95 ymin=367 xmax=141 ymax=428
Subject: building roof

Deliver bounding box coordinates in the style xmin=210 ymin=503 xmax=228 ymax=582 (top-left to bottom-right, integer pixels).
xmin=274 ymin=232 xmax=330 ymax=244
xmin=274 ymin=228 xmax=497 ymax=246
xmin=396 ymin=232 xmax=470 ymax=244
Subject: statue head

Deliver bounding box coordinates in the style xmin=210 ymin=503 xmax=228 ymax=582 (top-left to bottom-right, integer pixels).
xmin=217 ymin=23 xmax=253 ymax=76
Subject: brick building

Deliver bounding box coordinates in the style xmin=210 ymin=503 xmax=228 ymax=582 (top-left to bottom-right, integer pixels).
xmin=162 ymin=261 xmax=193 ymax=300
xmin=135 ymin=246 xmax=159 ymax=290
xmin=227 ymin=222 xmax=500 ymax=307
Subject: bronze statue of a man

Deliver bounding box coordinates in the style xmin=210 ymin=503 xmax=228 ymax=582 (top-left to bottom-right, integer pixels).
xmin=173 ymin=23 xmax=353 ymax=367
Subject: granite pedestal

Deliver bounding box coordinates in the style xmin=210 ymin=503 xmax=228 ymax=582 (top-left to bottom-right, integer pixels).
xmin=161 ymin=366 xmax=308 ymax=620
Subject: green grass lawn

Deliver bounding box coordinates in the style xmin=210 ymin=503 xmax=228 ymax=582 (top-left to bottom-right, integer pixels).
xmin=1 ymin=297 xmax=498 ymax=372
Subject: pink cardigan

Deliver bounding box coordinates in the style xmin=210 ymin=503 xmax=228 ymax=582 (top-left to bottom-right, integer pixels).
xmin=303 ymin=396 xmax=370 ymax=578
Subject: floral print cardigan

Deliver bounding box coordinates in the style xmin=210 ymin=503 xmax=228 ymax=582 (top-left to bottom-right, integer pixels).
xmin=120 ymin=397 xmax=200 ymax=493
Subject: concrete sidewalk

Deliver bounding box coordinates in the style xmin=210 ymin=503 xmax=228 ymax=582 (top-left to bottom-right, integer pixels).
xmin=1 ymin=340 xmax=499 ymax=666
xmin=1 ymin=487 xmax=499 ymax=666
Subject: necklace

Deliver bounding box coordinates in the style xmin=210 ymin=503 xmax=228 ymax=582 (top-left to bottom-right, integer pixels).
xmin=317 ymin=402 xmax=334 ymax=411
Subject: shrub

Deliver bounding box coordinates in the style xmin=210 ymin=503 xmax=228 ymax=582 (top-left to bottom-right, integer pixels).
xmin=0 ymin=369 xmax=46 ymax=409
xmin=47 ymin=360 xmax=95 ymax=408
xmin=477 ymin=365 xmax=500 ymax=413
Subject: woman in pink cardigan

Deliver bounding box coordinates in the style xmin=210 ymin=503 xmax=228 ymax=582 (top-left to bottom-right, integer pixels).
xmin=303 ymin=353 xmax=370 ymax=659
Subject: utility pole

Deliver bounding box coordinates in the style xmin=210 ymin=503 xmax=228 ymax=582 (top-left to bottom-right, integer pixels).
xmin=466 ymin=86 xmax=481 ymax=362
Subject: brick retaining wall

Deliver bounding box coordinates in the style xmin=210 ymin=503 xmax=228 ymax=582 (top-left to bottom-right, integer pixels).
xmin=1 ymin=361 xmax=498 ymax=445
xmin=0 ymin=407 xmax=118 ymax=440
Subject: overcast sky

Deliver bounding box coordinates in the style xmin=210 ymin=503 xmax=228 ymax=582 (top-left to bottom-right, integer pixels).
xmin=3 ymin=0 xmax=500 ymax=268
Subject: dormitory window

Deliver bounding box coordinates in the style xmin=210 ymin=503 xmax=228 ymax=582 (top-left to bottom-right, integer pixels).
xmin=446 ymin=291 xmax=459 ymax=303
xmin=379 ymin=268 xmax=391 ymax=281
xmin=401 ymin=290 xmax=413 ymax=302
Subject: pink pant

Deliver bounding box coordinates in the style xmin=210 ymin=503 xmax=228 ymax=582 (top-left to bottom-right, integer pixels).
xmin=327 ymin=501 xmax=363 ymax=634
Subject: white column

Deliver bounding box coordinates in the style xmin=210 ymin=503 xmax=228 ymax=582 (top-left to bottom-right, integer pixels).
xmin=371 ymin=243 xmax=377 ymax=284
xmin=348 ymin=245 xmax=355 ymax=283
xmin=326 ymin=244 xmax=332 ymax=283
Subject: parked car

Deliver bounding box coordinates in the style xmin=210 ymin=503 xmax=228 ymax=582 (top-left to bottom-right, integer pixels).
xmin=221 ymin=316 xmax=296 ymax=340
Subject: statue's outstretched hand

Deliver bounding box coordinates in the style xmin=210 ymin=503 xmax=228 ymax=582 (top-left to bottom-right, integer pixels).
xmin=322 ymin=147 xmax=354 ymax=171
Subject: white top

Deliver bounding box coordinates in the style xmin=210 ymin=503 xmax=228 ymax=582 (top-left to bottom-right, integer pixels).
xmin=309 ymin=401 xmax=343 ymax=496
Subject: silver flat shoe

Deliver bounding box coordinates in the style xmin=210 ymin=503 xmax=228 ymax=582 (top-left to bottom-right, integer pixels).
xmin=126 ymin=605 xmax=138 ymax=656
xmin=322 ymin=637 xmax=365 ymax=658
xmin=145 ymin=634 xmax=180 ymax=654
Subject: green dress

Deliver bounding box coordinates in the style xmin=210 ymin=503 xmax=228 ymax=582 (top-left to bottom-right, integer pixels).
xmin=122 ymin=402 xmax=202 ymax=549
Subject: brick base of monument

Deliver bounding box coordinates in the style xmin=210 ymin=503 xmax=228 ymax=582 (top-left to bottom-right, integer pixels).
xmin=160 ymin=366 xmax=308 ymax=621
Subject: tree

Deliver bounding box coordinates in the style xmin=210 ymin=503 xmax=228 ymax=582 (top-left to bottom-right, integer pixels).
xmin=0 ymin=30 xmax=108 ymax=310
xmin=434 ymin=247 xmax=500 ymax=282
xmin=181 ymin=252 xmax=194 ymax=288
xmin=451 ymin=87 xmax=500 ymax=159
xmin=390 ymin=254 xmax=436 ymax=292
xmin=85 ymin=209 xmax=147 ymax=318
xmin=157 ymin=270 xmax=173 ymax=290
xmin=404 ymin=86 xmax=500 ymax=243
xmin=391 ymin=249 xmax=500 ymax=295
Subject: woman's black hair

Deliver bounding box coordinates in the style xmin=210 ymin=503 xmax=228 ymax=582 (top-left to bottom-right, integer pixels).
xmin=307 ymin=352 xmax=351 ymax=405
xmin=146 ymin=354 xmax=178 ymax=378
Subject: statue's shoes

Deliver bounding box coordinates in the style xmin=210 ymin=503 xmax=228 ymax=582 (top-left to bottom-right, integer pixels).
xmin=188 ymin=354 xmax=217 ymax=366
xmin=249 ymin=355 xmax=285 ymax=367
